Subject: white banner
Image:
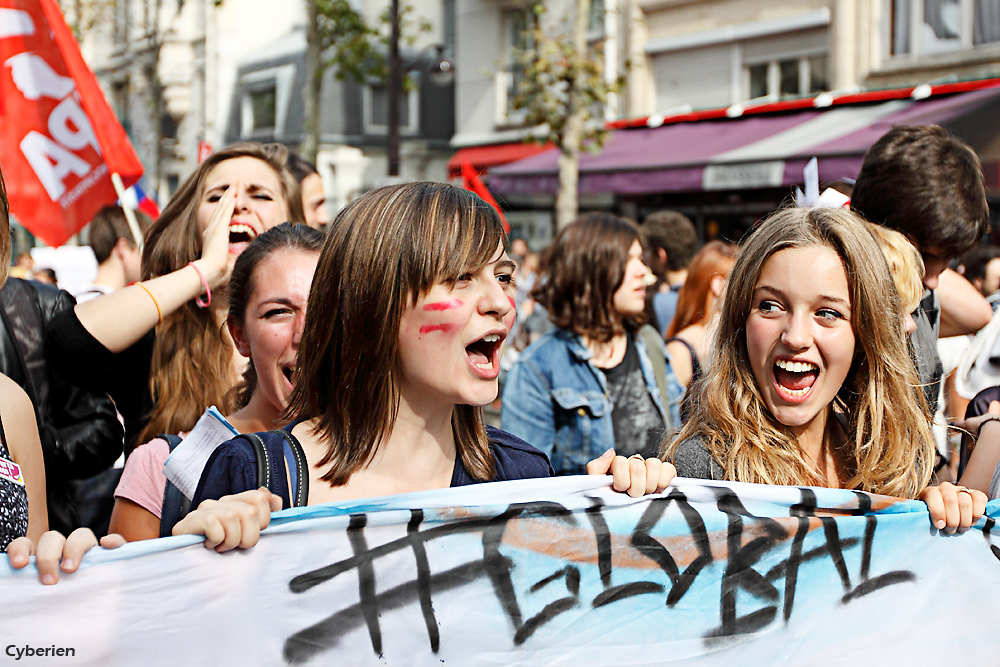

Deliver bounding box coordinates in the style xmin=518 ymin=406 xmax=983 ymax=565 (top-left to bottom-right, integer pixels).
xmin=1 ymin=476 xmax=999 ymax=665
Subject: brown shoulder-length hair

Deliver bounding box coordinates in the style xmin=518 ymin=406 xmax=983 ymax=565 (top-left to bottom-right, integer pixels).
xmin=664 ymin=206 xmax=935 ymax=499
xmin=533 ymin=212 xmax=644 ymax=342
xmin=139 ymin=143 xmax=305 ymax=443
xmin=665 ymin=240 xmax=739 ymax=337
xmin=286 ymin=182 xmax=506 ymax=485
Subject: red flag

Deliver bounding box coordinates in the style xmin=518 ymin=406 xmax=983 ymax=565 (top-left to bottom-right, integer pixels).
xmin=197 ymin=140 xmax=213 ymax=164
xmin=0 ymin=0 xmax=144 ymax=246
xmin=461 ymin=161 xmax=509 ymax=233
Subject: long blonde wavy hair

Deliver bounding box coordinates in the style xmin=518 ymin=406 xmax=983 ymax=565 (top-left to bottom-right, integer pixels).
xmin=663 ymin=207 xmax=934 ymax=499
xmin=138 ymin=143 xmax=303 ymax=443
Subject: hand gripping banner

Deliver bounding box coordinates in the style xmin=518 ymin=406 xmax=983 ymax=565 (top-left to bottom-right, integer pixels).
xmin=1 ymin=477 xmax=999 ymax=665
xmin=0 ymin=0 xmax=143 ymax=247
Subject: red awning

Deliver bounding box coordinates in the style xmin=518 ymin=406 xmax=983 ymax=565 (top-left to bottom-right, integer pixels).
xmin=447 ymin=142 xmax=554 ymax=179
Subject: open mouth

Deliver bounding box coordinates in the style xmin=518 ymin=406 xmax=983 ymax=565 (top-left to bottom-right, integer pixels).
xmin=281 ymin=365 xmax=295 ymax=387
xmin=229 ymin=223 xmax=259 ymax=255
xmin=466 ymin=333 xmax=504 ymax=372
xmin=773 ymin=359 xmax=819 ymax=397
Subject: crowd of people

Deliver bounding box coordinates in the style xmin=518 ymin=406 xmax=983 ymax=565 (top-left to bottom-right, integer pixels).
xmin=0 ymin=123 xmax=997 ymax=587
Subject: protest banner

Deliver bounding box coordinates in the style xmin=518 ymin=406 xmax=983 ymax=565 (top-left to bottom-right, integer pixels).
xmin=1 ymin=476 xmax=998 ymax=665
xmin=0 ymin=0 xmax=143 ymax=247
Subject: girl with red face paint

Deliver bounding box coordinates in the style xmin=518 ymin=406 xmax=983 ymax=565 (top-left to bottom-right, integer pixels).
xmin=590 ymin=207 xmax=986 ymax=533
xmin=191 ymin=182 xmax=551 ymax=510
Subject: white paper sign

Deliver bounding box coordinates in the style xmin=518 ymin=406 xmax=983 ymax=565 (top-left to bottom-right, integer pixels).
xmin=162 ymin=406 xmax=239 ymax=499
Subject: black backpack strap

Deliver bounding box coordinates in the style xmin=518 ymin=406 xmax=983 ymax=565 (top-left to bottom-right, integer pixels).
xmin=158 ymin=434 xmax=189 ymax=538
xmin=229 ymin=431 xmax=308 ymax=509
xmin=270 ymin=430 xmax=309 ymax=507
xmin=234 ymin=433 xmax=271 ymax=492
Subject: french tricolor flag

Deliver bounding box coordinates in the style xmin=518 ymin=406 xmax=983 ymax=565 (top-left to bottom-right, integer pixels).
xmin=119 ymin=179 xmax=160 ymax=219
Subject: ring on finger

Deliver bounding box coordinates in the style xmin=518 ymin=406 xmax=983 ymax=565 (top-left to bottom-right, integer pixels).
xmin=955 ymin=485 xmax=975 ymax=496
xmin=629 ymin=454 xmax=644 ymax=461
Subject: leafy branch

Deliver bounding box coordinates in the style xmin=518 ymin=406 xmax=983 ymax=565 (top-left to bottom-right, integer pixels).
xmin=510 ymin=4 xmax=625 ymax=155
xmin=314 ymin=0 xmax=431 ymax=86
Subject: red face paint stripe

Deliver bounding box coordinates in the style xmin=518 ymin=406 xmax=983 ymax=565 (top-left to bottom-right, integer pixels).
xmin=419 ymin=324 xmax=455 ymax=334
xmin=508 ymin=297 xmax=516 ymax=309
xmin=423 ymin=300 xmax=463 ymax=311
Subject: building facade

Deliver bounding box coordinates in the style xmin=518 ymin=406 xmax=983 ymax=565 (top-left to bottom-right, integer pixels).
xmin=457 ymin=0 xmax=1000 ymax=242
xmin=636 ymin=0 xmax=1000 ymax=113
xmin=71 ymin=0 xmax=455 ymax=213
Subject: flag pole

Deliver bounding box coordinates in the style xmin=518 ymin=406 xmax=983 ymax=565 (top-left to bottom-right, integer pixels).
xmin=110 ymin=172 xmax=144 ymax=250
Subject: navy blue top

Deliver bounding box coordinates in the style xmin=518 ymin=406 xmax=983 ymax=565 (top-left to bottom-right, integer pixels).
xmin=191 ymin=424 xmax=553 ymax=509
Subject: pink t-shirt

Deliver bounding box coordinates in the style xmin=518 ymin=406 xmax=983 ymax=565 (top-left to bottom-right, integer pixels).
xmin=114 ymin=438 xmax=171 ymax=519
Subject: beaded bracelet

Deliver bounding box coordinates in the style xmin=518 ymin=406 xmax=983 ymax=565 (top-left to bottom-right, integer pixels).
xmin=187 ymin=262 xmax=211 ymax=308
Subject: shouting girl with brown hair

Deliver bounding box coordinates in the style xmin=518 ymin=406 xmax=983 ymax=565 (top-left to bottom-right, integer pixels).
xmin=45 ymin=143 xmax=304 ymax=452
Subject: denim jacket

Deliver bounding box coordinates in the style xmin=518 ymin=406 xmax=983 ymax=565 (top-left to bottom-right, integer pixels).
xmin=500 ymin=326 xmax=683 ymax=475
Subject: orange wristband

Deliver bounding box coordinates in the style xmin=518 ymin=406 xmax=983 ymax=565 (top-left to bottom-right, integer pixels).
xmin=137 ymin=283 xmax=162 ymax=324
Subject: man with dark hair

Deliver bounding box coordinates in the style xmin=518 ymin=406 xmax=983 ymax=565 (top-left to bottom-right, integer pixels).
xmin=74 ymin=206 xmax=151 ymax=302
xmin=853 ymin=125 xmax=990 ymax=283
xmin=642 ymin=210 xmax=698 ymax=335
xmin=852 ymin=125 xmax=992 ymax=415
xmin=959 ymin=245 xmax=1000 ymax=306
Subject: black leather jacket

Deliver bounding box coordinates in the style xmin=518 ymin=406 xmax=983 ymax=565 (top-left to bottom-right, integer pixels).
xmin=0 ymin=278 xmax=123 ymax=534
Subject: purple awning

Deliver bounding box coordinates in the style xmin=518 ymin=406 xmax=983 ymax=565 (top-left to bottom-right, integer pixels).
xmin=490 ymin=87 xmax=1000 ymax=196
